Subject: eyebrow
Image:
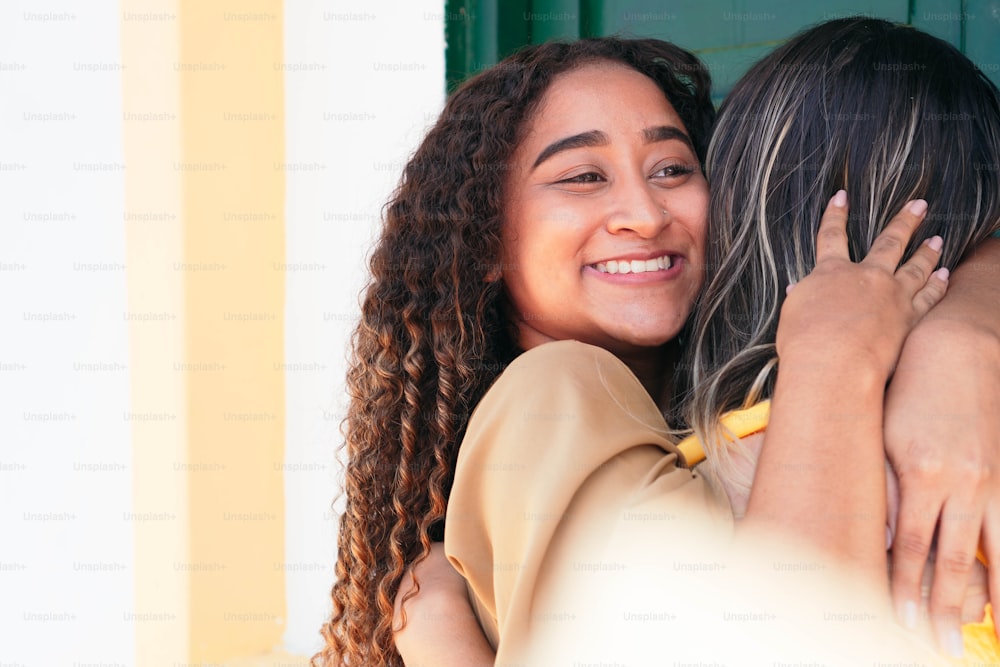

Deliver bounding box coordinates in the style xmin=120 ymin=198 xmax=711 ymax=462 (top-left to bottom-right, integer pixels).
xmin=531 ymin=125 xmax=694 ymax=170
xmin=642 ymin=125 xmax=694 ymax=150
xmin=532 ymin=130 xmax=607 ymax=169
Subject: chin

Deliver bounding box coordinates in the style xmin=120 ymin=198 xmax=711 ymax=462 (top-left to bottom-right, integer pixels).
xmin=608 ymin=329 xmax=678 ymax=351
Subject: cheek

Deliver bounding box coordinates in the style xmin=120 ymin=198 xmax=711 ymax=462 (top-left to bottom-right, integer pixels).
xmin=687 ymin=189 xmax=709 ymax=269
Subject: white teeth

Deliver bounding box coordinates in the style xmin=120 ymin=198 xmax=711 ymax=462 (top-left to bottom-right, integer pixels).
xmin=592 ymin=254 xmax=673 ymax=273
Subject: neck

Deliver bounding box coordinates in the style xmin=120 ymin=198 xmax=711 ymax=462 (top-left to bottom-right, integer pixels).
xmin=617 ymin=344 xmax=674 ymax=411
xmin=514 ymin=325 xmax=677 ymax=411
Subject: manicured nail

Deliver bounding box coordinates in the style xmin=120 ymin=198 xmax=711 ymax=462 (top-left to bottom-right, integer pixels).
xmin=907 ymin=199 xmax=928 ymax=215
xmin=933 ymin=267 xmax=950 ymax=282
xmin=938 ymin=627 xmax=964 ymax=659
xmin=831 ymin=190 xmax=847 ymax=207
xmin=901 ymin=600 xmax=918 ymax=630
xmin=785 ymin=282 xmax=797 ymax=295
xmin=926 ymin=235 xmax=943 ymax=252
xmin=885 ymin=526 xmax=893 ymax=549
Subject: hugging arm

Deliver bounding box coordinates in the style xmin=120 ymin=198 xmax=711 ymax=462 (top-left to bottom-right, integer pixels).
xmin=742 ymin=194 xmax=948 ymax=584
xmin=393 ymin=543 xmax=495 ymax=667
xmin=884 ymin=237 xmax=1000 ymax=645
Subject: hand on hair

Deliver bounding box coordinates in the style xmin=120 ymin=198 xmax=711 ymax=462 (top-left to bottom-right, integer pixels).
xmin=775 ymin=191 xmax=948 ymax=377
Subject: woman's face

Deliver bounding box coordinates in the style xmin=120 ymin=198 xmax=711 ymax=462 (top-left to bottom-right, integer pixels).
xmin=501 ymin=61 xmax=708 ymax=357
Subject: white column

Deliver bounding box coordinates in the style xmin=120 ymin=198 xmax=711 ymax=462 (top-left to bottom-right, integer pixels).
xmin=282 ymin=0 xmax=446 ymax=654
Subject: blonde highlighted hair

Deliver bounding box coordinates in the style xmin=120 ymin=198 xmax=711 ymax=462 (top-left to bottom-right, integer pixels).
xmin=680 ymin=18 xmax=1000 ymax=494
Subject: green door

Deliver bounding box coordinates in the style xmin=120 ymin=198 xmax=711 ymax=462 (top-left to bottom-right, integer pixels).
xmin=445 ymin=0 xmax=1000 ymax=101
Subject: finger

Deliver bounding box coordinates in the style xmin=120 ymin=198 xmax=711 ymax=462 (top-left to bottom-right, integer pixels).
xmin=863 ymin=199 xmax=928 ymax=272
xmin=927 ymin=497 xmax=983 ymax=658
xmin=910 ymin=268 xmax=950 ymax=319
xmin=891 ymin=485 xmax=940 ymax=631
xmin=984 ymin=507 xmax=1000 ymax=640
xmin=814 ymin=190 xmax=849 ymax=262
xmin=894 ymin=235 xmax=943 ymax=296
xmin=885 ymin=460 xmax=901 ymax=548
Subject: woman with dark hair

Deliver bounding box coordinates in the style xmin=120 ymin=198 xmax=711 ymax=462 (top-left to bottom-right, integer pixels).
xmin=386 ymin=18 xmax=1000 ymax=666
xmin=311 ymin=37 xmax=716 ymax=667
xmin=685 ymin=17 xmax=1000 ymax=655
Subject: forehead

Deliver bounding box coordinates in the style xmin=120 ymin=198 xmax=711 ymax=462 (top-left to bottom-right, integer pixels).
xmin=530 ymin=61 xmax=683 ymax=130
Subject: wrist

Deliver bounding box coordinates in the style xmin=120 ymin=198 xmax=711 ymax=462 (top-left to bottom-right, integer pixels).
xmin=777 ymin=342 xmax=890 ymax=392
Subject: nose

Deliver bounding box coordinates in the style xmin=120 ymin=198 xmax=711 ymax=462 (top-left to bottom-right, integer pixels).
xmin=605 ymin=174 xmax=667 ymax=238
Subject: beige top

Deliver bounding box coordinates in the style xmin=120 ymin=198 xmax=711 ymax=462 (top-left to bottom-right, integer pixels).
xmin=444 ymin=340 xmax=733 ymax=651
xmin=443 ymin=340 xmax=951 ymax=665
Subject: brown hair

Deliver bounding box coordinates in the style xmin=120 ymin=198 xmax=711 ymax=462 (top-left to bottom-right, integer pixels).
xmin=313 ymin=37 xmax=714 ymax=666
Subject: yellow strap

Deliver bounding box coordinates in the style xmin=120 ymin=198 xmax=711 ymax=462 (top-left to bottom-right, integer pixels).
xmin=675 ymin=401 xmax=991 ymax=570
xmin=676 ymin=400 xmax=771 ymax=466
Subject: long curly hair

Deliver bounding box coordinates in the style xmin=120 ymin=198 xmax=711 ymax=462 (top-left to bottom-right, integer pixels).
xmin=313 ymin=37 xmax=715 ymax=667
xmin=681 ymin=18 xmax=1000 ymax=495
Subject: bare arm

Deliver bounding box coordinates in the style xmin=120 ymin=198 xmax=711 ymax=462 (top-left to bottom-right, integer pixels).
xmin=884 ymin=237 xmax=1000 ymax=649
xmin=742 ymin=194 xmax=947 ymax=584
xmin=393 ymin=543 xmax=495 ymax=667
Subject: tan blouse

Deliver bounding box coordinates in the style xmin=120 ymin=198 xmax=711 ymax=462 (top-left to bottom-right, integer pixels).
xmin=443 ymin=340 xmax=952 ymax=665
xmin=444 ymin=341 xmax=732 ymax=653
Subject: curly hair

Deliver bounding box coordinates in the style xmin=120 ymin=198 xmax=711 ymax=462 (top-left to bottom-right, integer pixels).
xmin=312 ymin=37 xmax=714 ymax=667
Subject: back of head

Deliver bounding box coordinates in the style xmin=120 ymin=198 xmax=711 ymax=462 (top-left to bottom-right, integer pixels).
xmin=683 ymin=18 xmax=1000 ymax=491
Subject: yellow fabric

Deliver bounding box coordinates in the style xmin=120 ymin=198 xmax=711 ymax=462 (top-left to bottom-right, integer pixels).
xmin=964 ymin=604 xmax=997 ymax=664
xmin=676 ymin=400 xmax=771 ymax=466
xmin=681 ymin=401 xmax=997 ymax=662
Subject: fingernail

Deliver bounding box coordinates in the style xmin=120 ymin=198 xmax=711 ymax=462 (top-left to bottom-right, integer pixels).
xmin=785 ymin=282 xmax=796 ymax=295
xmin=831 ymin=190 xmax=847 ymax=207
xmin=926 ymin=235 xmax=943 ymax=252
xmin=938 ymin=627 xmax=964 ymax=659
xmin=901 ymin=600 xmax=918 ymax=630
xmin=933 ymin=267 xmax=950 ymax=282
xmin=907 ymin=199 xmax=928 ymax=215
xmin=885 ymin=526 xmax=893 ymax=549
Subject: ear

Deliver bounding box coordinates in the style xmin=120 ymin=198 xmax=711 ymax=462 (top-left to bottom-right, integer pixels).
xmin=484 ymin=265 xmax=502 ymax=283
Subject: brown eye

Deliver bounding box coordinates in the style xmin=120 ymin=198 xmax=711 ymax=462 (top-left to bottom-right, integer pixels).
xmin=558 ymin=172 xmax=604 ymax=184
xmin=652 ymin=164 xmax=694 ymax=179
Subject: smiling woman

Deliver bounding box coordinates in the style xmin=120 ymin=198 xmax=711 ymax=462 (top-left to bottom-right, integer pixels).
xmin=501 ymin=62 xmax=707 ymax=393
xmin=312 ymin=37 xmax=715 ymax=667
xmin=388 ymin=21 xmax=1000 ymax=667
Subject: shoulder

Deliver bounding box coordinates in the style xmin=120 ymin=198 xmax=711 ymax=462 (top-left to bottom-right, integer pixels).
xmin=461 ymin=340 xmax=673 ymax=466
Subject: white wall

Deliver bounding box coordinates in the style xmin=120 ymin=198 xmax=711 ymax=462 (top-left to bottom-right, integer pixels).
xmin=0 ymin=2 xmax=133 ymax=664
xmin=282 ymin=0 xmax=446 ymax=654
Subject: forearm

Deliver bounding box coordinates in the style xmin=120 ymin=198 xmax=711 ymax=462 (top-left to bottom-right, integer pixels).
xmin=884 ymin=237 xmax=1000 ymax=641
xmin=742 ymin=355 xmax=889 ymax=585
xmin=920 ymin=238 xmax=1000 ymax=337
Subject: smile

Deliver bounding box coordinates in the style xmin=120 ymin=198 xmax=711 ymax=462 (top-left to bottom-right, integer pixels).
xmin=592 ymin=254 xmax=673 ymax=274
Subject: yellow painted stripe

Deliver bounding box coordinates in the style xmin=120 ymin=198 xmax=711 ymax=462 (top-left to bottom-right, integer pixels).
xmin=177 ymin=0 xmax=287 ymax=661
xmin=121 ymin=1 xmax=189 ymax=665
